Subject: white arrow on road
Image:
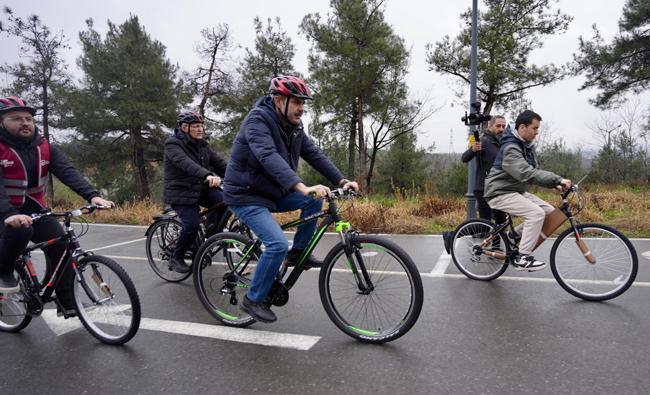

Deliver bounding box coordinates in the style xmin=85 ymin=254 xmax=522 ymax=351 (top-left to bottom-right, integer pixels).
xmin=41 ymin=310 xmax=320 ymax=351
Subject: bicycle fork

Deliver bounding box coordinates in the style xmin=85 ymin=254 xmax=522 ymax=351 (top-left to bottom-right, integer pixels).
xmin=341 ymin=231 xmax=374 ymax=294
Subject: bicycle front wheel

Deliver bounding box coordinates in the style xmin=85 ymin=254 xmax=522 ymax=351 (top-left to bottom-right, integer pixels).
xmin=451 ymin=219 xmax=509 ymax=281
xmin=73 ymin=256 xmax=141 ymax=345
xmin=193 ymin=232 xmax=257 ymax=327
xmin=0 ymin=291 xmax=31 ymax=332
xmin=145 ymin=219 xmax=192 ymax=283
xmin=320 ymin=235 xmax=423 ymax=344
xmin=550 ymin=223 xmax=638 ymax=301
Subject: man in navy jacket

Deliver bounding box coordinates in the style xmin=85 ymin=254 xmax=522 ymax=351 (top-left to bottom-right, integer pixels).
xmin=223 ymin=76 xmax=358 ymax=323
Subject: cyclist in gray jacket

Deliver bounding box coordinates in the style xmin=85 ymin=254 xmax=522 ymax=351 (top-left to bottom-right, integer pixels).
xmin=484 ymin=110 xmax=571 ymax=271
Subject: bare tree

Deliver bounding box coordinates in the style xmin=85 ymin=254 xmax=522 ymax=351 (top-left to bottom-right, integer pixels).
xmin=0 ymin=7 xmax=72 ymax=203
xmin=191 ymin=24 xmax=233 ymax=118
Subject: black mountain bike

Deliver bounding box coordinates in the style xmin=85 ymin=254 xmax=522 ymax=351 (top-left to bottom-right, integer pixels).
xmin=0 ymin=205 xmax=141 ymax=345
xmin=192 ymin=188 xmax=424 ymax=344
xmin=449 ymin=184 xmax=638 ymax=301
xmin=145 ymin=202 xmax=249 ymax=282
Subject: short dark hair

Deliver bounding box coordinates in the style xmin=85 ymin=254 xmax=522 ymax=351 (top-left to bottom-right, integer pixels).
xmin=515 ymin=110 xmax=542 ymax=130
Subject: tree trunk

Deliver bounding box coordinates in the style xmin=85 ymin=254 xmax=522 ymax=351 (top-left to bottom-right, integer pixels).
xmin=347 ymin=102 xmax=357 ymax=179
xmin=41 ymin=84 xmax=55 ymax=205
xmin=357 ymin=96 xmax=367 ymax=192
xmin=366 ymin=145 xmax=378 ymax=192
xmin=131 ymin=127 xmax=150 ymax=199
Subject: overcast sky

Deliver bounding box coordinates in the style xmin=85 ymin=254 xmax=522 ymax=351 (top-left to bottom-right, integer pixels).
xmin=1 ymin=0 xmax=644 ymax=153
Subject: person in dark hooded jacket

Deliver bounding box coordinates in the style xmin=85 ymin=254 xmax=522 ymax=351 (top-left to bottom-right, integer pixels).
xmin=163 ymin=111 xmax=227 ymax=273
xmin=0 ymin=96 xmax=113 ymax=317
xmin=223 ymin=76 xmax=358 ymax=323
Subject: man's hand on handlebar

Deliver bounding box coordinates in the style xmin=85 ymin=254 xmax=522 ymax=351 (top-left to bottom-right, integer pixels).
xmin=339 ymin=179 xmax=359 ymax=192
xmin=4 ymin=214 xmax=33 ymax=228
xmin=206 ymin=175 xmax=222 ymax=188
xmin=556 ymin=179 xmax=572 ymax=192
xmin=91 ymin=196 xmax=115 ymax=208
xmin=295 ymin=182 xmax=330 ymax=199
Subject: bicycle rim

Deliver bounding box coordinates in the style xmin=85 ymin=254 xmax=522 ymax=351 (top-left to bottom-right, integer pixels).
xmin=0 ymin=291 xmax=31 ymax=332
xmin=193 ymin=233 xmax=256 ymax=327
xmin=551 ymin=224 xmax=638 ymax=301
xmin=451 ymin=219 xmax=508 ymax=281
xmin=146 ymin=220 xmax=192 ymax=282
xmin=320 ymin=235 xmax=423 ymax=343
xmin=74 ymin=256 xmax=141 ymax=344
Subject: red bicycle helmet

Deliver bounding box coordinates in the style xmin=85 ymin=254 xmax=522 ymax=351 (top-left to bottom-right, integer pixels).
xmin=269 ymin=76 xmax=313 ymax=100
xmin=177 ymin=111 xmax=204 ymax=126
xmin=0 ymin=96 xmax=36 ymax=116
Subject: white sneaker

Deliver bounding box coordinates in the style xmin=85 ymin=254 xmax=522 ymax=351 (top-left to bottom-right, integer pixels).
xmin=512 ymin=254 xmax=546 ymax=272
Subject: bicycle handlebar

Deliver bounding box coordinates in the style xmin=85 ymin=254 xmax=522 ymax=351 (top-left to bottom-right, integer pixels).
xmin=329 ymin=188 xmax=360 ymax=199
xmin=30 ymin=204 xmax=110 ymax=222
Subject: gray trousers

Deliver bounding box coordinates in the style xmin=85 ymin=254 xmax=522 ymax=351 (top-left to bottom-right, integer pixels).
xmin=487 ymin=192 xmax=555 ymax=255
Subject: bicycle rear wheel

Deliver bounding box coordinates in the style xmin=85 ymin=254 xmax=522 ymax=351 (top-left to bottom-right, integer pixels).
xmin=73 ymin=255 xmax=141 ymax=345
xmin=145 ymin=219 xmax=192 ymax=283
xmin=192 ymin=232 xmax=257 ymax=327
xmin=450 ymin=219 xmax=509 ymax=281
xmin=320 ymin=234 xmax=423 ymax=344
xmin=550 ymin=223 xmax=638 ymax=301
xmin=0 ymin=291 xmax=31 ymax=333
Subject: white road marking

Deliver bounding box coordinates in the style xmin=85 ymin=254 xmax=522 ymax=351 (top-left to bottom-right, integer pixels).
xmin=139 ymin=318 xmax=320 ymax=350
xmin=430 ymin=253 xmax=451 ymax=276
xmin=642 ymin=251 xmax=650 ymax=260
xmin=88 ymin=237 xmax=147 ymax=252
xmin=40 ymin=309 xmax=320 ymax=350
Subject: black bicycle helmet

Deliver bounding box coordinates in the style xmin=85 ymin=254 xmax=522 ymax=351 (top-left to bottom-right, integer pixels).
xmin=177 ymin=111 xmax=204 ymax=126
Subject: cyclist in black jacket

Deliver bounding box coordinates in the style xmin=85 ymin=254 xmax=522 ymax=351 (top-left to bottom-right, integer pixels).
xmin=0 ymin=96 xmax=113 ymax=316
xmin=461 ymin=115 xmax=507 ymax=224
xmin=163 ymin=111 xmax=227 ymax=273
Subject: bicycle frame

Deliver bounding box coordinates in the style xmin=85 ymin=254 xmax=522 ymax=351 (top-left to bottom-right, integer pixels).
xmin=15 ymin=211 xmax=102 ymax=317
xmin=228 ymin=191 xmax=370 ymax=292
xmin=479 ymin=186 xmax=594 ymax=263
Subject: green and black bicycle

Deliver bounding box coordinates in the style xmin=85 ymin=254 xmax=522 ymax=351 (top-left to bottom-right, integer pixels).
xmin=191 ymin=188 xmax=423 ymax=343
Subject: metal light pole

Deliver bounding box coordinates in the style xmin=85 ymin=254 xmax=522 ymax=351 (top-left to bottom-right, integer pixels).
xmin=465 ymin=0 xmax=480 ymax=219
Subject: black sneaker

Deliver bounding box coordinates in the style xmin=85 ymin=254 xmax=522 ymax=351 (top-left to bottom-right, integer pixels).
xmin=0 ymin=273 xmax=19 ymax=294
xmin=241 ymin=296 xmax=277 ymax=323
xmin=507 ymin=230 xmax=521 ymax=246
xmin=56 ymin=306 xmax=78 ymax=319
xmin=170 ymin=257 xmax=191 ymax=274
xmin=285 ymin=249 xmax=322 ymax=270
xmin=512 ymin=254 xmax=546 ymax=272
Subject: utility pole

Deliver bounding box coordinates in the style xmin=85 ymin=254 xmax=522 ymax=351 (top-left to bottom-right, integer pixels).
xmin=465 ymin=0 xmax=480 ymax=218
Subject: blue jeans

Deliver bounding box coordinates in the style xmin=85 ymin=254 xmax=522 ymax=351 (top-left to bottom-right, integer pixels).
xmin=228 ymin=192 xmax=323 ymax=302
xmin=171 ymin=188 xmax=224 ymax=261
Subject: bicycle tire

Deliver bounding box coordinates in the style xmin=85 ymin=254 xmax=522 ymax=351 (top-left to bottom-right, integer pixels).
xmin=450 ymin=219 xmax=509 ymax=281
xmin=192 ymin=232 xmax=257 ymax=327
xmin=319 ymin=234 xmax=423 ymax=344
xmin=73 ymin=255 xmax=141 ymax=345
xmin=145 ymin=219 xmax=192 ymax=283
xmin=0 ymin=291 xmax=32 ymax=333
xmin=550 ymin=223 xmax=638 ymax=301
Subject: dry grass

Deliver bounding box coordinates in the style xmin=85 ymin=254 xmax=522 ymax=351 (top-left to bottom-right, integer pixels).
xmin=50 ymin=183 xmax=650 ymax=236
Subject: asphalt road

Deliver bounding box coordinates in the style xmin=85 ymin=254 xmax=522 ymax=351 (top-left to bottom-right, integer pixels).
xmin=3 ymin=223 xmax=650 ymax=395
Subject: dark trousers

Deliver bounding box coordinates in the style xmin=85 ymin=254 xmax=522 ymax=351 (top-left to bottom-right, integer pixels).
xmin=171 ymin=188 xmax=224 ymax=261
xmin=475 ymin=189 xmax=507 ymax=225
xmin=0 ymin=216 xmax=74 ymax=307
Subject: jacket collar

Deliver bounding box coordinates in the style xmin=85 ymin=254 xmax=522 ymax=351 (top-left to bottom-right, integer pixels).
xmin=0 ymin=126 xmax=42 ymax=150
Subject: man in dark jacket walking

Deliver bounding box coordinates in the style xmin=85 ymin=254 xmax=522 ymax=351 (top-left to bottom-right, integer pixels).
xmin=163 ymin=111 xmax=227 ymax=273
xmin=0 ymin=96 xmax=113 ymax=316
xmin=461 ymin=115 xmax=507 ymax=223
xmin=223 ymin=76 xmax=358 ymax=323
